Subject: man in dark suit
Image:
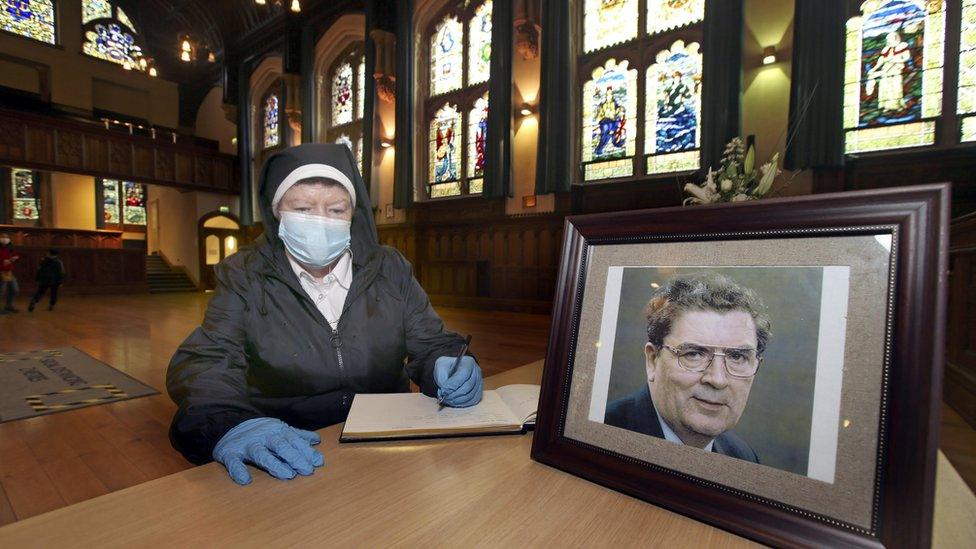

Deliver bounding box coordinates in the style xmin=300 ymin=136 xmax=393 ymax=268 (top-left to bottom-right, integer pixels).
xmin=605 ymin=273 xmax=771 ymax=463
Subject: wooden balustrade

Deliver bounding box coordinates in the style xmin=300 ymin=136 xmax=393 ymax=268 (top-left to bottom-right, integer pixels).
xmin=0 ymin=225 xmax=123 ymax=249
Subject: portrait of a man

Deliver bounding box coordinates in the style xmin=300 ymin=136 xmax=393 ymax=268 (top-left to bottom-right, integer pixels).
xmin=604 ymin=273 xmax=769 ymax=462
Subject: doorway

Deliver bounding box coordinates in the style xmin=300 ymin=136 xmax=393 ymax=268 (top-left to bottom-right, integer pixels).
xmin=198 ymin=212 xmax=241 ymax=290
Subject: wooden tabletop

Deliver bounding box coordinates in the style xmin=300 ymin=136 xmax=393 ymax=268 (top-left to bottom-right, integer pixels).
xmin=0 ymin=360 xmax=972 ymax=548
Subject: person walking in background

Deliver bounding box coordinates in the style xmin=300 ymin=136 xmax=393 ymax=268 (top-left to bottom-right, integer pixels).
xmin=29 ymin=249 xmax=65 ymax=312
xmin=0 ymin=233 xmax=20 ymax=314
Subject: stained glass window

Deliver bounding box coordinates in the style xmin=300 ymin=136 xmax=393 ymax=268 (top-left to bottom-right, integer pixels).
xmin=647 ymin=0 xmax=705 ymax=36
xmin=82 ymin=0 xmax=111 ymax=24
xmin=123 ymin=182 xmax=146 ymax=225
xmin=959 ymin=0 xmax=976 ymax=142
xmin=468 ymin=1 xmax=492 ymax=85
xmin=116 ymin=6 xmax=134 ymax=31
xmin=844 ymin=0 xmax=946 ymax=153
xmin=264 ymin=94 xmax=280 ymax=149
xmin=2 ymin=0 xmax=56 ymax=44
xmin=429 ymin=103 xmax=463 ymax=197
xmin=430 ymin=15 xmax=464 ymax=96
xmin=467 ymin=93 xmax=489 ymax=187
xmin=11 ymin=168 xmax=39 ymax=221
xmin=336 ymin=134 xmax=353 ymax=152
xmin=646 ymin=40 xmax=702 ymax=174
xmin=102 ymin=179 xmax=120 ymax=225
xmin=583 ymin=0 xmax=638 ymax=54
xmin=83 ymin=22 xmax=145 ymax=69
xmin=357 ymin=136 xmax=364 ymax=175
xmin=357 ymin=56 xmax=366 ymax=120
xmin=582 ymin=58 xmax=637 ymax=181
xmin=332 ymin=62 xmax=354 ymax=126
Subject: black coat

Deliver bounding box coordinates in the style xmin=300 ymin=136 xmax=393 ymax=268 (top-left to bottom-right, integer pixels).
xmin=166 ymin=144 xmax=466 ymax=464
xmin=36 ymin=257 xmax=64 ymax=285
xmin=604 ymin=386 xmax=760 ymax=463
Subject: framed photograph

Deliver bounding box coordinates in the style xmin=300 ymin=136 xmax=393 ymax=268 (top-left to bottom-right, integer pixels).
xmin=385 ymin=203 xmax=394 ymax=219
xmin=531 ymin=185 xmax=950 ymax=548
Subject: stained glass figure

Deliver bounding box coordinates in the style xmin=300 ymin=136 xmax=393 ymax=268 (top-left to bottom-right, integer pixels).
xmin=123 ymin=182 xmax=146 ymax=225
xmin=429 ymin=103 xmax=462 ymax=191
xmin=2 ymin=0 xmax=56 ymax=44
xmin=357 ymin=56 xmax=366 ymax=120
xmin=332 ymin=62 xmax=354 ymax=126
xmin=11 ymin=168 xmax=39 ymax=221
xmin=582 ymin=58 xmax=637 ymax=180
xmin=430 ymin=15 xmax=464 ymax=96
xmin=102 ymin=179 xmax=120 ymax=225
xmin=467 ymin=93 xmax=489 ymax=180
xmin=648 ymin=0 xmax=705 ymax=36
xmin=646 ymin=40 xmax=702 ymax=174
xmin=82 ymin=0 xmax=111 ymax=24
xmin=959 ymin=0 xmax=976 ymax=141
xmin=83 ymin=22 xmax=146 ymax=69
xmin=116 ymin=6 xmax=135 ymax=32
xmin=357 ymin=136 xmax=364 ymax=175
xmin=583 ymin=0 xmax=638 ymax=54
xmin=468 ymin=1 xmax=493 ymax=85
xmin=844 ymin=0 xmax=946 ymax=153
xmin=264 ymin=94 xmax=280 ymax=149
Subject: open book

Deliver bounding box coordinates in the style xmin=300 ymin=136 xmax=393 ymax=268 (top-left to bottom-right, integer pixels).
xmin=340 ymin=384 xmax=540 ymax=442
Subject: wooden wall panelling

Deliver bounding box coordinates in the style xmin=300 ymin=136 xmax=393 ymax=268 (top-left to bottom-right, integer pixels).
xmin=133 ymin=146 xmax=154 ymax=179
xmin=55 ymin=131 xmax=84 ymax=169
xmin=0 ymin=118 xmax=26 ymax=160
xmin=108 ymin=141 xmax=132 ymax=176
xmin=11 ymin=247 xmax=147 ymax=295
xmin=25 ymin=125 xmax=54 ymax=164
xmin=0 ymin=226 xmax=123 ymax=249
xmin=84 ymin=135 xmax=109 ymax=173
xmin=155 ymin=149 xmax=175 ymax=182
xmin=946 ymin=212 xmax=976 ymax=429
xmin=175 ymin=153 xmax=194 ymax=184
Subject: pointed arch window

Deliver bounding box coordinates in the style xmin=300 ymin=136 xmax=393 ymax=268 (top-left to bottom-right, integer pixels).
xmin=1 ymin=0 xmax=56 ymax=44
xmin=81 ymin=0 xmax=152 ymax=71
xmin=579 ymin=0 xmax=705 ymax=182
xmin=424 ymin=0 xmax=493 ymax=199
xmin=263 ymin=92 xmax=281 ymax=150
xmin=324 ymin=43 xmax=367 ymax=175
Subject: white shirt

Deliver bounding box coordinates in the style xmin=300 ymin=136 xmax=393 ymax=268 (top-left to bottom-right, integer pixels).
xmin=287 ymin=250 xmax=353 ymax=328
xmin=656 ymin=403 xmax=716 ymax=452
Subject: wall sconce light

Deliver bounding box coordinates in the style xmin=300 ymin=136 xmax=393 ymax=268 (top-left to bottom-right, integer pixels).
xmin=762 ymin=46 xmax=776 ymax=66
xmin=522 ymin=195 xmax=537 ymax=208
xmin=518 ymin=103 xmax=536 ymax=117
xmin=380 ymin=139 xmax=393 ymax=149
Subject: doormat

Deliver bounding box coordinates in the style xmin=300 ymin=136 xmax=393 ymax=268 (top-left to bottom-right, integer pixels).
xmin=0 ymin=347 xmax=158 ymax=422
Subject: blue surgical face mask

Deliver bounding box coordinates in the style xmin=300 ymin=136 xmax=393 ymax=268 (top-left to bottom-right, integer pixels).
xmin=278 ymin=211 xmax=351 ymax=268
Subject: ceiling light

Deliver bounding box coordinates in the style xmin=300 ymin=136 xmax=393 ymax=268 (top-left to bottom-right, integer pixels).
xmin=291 ymin=0 xmax=301 ymax=12
xmin=255 ymin=0 xmax=266 ymax=5
xmin=149 ymin=67 xmax=158 ymax=77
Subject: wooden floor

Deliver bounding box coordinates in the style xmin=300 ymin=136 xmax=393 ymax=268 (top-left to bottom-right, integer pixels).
xmin=0 ymin=292 xmax=972 ymax=527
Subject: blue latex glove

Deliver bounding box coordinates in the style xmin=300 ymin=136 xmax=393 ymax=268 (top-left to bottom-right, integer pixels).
xmin=212 ymin=417 xmax=324 ymax=485
xmin=434 ymin=355 xmax=483 ymax=407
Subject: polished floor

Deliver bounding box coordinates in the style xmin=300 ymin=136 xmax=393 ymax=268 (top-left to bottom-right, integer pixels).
xmin=0 ymin=292 xmax=973 ymax=526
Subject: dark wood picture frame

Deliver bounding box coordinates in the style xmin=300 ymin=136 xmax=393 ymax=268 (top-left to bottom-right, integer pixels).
xmin=531 ymin=184 xmax=950 ymax=548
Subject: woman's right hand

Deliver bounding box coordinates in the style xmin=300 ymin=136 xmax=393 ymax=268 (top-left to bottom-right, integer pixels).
xmin=212 ymin=417 xmax=325 ymax=485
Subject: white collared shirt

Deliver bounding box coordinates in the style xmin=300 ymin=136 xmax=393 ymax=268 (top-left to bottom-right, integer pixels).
xmin=287 ymin=250 xmax=353 ymax=328
xmin=654 ymin=396 xmax=716 ymax=452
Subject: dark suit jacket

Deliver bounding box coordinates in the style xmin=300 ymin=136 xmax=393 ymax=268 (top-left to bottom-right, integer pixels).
xmin=604 ymin=386 xmax=759 ymax=463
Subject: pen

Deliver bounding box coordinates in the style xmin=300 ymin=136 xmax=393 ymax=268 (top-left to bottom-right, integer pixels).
xmin=438 ymin=334 xmax=472 ymax=410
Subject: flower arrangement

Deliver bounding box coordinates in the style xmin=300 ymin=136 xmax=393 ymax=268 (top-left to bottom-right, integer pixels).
xmin=683 ymin=137 xmax=781 ymax=205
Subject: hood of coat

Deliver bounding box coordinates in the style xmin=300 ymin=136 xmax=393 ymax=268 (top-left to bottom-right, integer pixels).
xmin=257 ymin=144 xmax=378 ymax=264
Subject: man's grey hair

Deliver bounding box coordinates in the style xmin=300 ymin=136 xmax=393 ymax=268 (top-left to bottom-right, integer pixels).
xmin=645 ymin=273 xmax=772 ymax=355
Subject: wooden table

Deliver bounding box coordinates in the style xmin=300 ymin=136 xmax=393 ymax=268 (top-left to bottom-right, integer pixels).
xmin=0 ymin=361 xmax=973 ymax=548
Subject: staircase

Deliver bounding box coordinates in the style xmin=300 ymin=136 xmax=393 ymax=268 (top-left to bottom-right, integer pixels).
xmin=146 ymin=255 xmax=198 ymax=293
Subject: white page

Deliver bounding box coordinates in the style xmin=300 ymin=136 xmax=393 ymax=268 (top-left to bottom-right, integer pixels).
xmin=344 ymin=390 xmax=521 ymax=435
xmin=496 ymin=384 xmax=540 ymax=424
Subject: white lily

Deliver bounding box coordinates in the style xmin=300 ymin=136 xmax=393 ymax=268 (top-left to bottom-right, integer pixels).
xmin=753 ymin=152 xmax=780 ymax=197
xmin=683 ymin=182 xmax=718 ymax=204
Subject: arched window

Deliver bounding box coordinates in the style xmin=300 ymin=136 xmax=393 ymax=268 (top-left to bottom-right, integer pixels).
xmin=263 ymin=91 xmax=281 ymax=149
xmin=325 ymin=44 xmax=367 ymax=175
xmin=579 ymin=0 xmax=705 ymax=182
xmin=1 ymin=0 xmax=56 ymax=44
xmin=960 ymin=0 xmax=976 ymax=142
xmin=424 ymin=0 xmax=493 ymax=199
xmin=81 ymin=0 xmax=152 ymax=71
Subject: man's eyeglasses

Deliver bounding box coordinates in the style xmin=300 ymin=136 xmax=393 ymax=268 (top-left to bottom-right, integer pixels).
xmin=661 ymin=344 xmax=762 ymax=379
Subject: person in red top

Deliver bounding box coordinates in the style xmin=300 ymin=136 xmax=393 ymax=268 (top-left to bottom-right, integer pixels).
xmin=0 ymin=232 xmax=21 ymax=313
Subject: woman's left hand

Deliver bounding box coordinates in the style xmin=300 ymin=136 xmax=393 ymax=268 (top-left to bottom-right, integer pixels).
xmin=434 ymin=355 xmax=483 ymax=407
